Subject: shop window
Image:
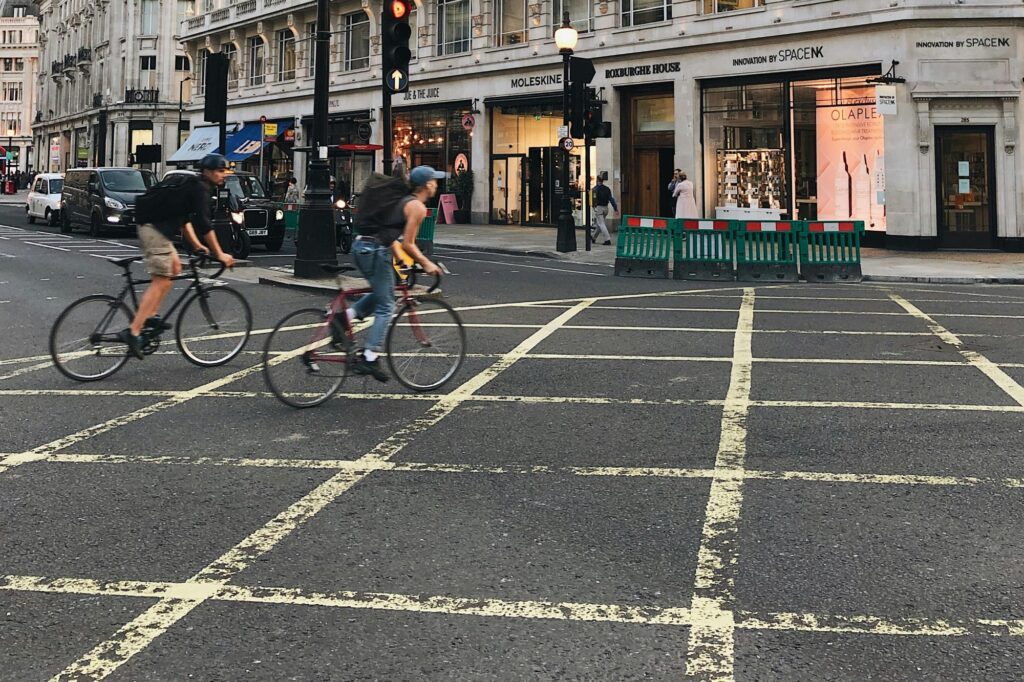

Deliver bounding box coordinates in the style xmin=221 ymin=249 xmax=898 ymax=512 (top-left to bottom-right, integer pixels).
xmin=553 ymin=0 xmax=592 ymax=32
xmin=392 ymin=106 xmax=471 ymax=180
xmin=622 ymin=0 xmax=671 ymax=27
xmin=276 ymin=29 xmax=295 ymax=81
xmin=248 ymin=36 xmax=265 ymax=86
xmin=343 ymin=11 xmax=370 ymax=71
xmin=494 ymin=0 xmax=526 ymax=46
xmin=703 ymin=0 xmax=764 ymax=13
xmin=438 ymin=0 xmax=470 ymax=56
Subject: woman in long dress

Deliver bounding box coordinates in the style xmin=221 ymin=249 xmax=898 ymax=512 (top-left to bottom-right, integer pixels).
xmin=672 ymin=173 xmax=699 ymax=219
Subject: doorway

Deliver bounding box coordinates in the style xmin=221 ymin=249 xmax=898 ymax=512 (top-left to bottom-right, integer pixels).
xmin=935 ymin=127 xmax=996 ymax=249
xmin=491 ymin=156 xmax=524 ymax=224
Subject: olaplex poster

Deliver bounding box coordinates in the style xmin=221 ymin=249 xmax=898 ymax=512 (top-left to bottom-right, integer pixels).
xmin=816 ymin=88 xmax=886 ymax=231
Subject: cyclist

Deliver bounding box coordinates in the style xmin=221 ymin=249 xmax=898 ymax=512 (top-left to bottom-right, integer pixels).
xmin=119 ymin=153 xmax=236 ymax=359
xmin=348 ymin=165 xmax=443 ymax=382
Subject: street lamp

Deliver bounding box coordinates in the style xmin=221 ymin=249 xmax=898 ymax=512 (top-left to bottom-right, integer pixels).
xmin=178 ymin=75 xmax=192 ymax=147
xmin=554 ymin=12 xmax=578 ymax=253
xmin=293 ymin=0 xmax=338 ymax=277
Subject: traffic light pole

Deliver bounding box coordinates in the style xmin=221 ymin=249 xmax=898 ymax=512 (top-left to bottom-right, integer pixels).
xmin=584 ymin=133 xmax=591 ymax=252
xmin=556 ymin=49 xmax=577 ymax=253
xmin=293 ymin=0 xmax=338 ymax=278
xmin=382 ymin=93 xmax=392 ymax=175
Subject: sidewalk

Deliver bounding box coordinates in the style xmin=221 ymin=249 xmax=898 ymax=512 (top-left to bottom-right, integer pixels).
xmin=0 ymin=189 xmax=28 ymax=205
xmin=430 ymin=223 xmax=1024 ymax=284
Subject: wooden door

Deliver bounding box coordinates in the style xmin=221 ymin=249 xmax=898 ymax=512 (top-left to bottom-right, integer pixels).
xmin=634 ymin=149 xmax=661 ymax=217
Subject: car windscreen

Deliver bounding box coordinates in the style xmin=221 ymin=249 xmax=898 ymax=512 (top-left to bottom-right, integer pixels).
xmin=48 ymin=179 xmax=64 ymax=194
xmin=225 ymin=174 xmax=267 ymax=199
xmin=100 ymin=170 xmax=154 ymax=192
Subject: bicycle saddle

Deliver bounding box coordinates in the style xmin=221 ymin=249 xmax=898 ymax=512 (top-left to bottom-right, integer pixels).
xmin=109 ymin=256 xmax=143 ymax=268
xmin=322 ymin=264 xmax=356 ymax=275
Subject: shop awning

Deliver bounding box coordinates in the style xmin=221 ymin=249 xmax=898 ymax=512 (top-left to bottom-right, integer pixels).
xmin=168 ymin=126 xmax=222 ymax=162
xmin=224 ymin=118 xmax=295 ymax=162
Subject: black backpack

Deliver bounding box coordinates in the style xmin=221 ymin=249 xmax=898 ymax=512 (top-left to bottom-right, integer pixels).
xmin=354 ymin=173 xmax=410 ymax=235
xmin=135 ymin=174 xmax=196 ymax=225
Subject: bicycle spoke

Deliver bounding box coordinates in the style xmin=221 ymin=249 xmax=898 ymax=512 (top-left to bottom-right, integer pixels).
xmin=263 ymin=308 xmax=348 ymax=408
xmin=49 ymin=295 xmax=132 ymax=381
xmin=386 ymin=298 xmax=466 ymax=392
xmin=176 ymin=286 xmax=252 ymax=367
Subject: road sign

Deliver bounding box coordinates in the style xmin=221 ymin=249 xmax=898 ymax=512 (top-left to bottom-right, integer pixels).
xmin=560 ymin=137 xmax=574 ymax=151
xmin=387 ymin=69 xmax=408 ymax=93
xmin=557 ymin=125 xmax=568 ymax=139
xmin=461 ymin=114 xmax=475 ymax=131
xmin=263 ymin=122 xmax=278 ymax=141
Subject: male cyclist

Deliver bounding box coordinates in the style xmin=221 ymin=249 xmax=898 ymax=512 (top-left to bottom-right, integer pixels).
xmin=119 ymin=153 xmax=236 ymax=358
xmin=349 ymin=165 xmax=443 ymax=382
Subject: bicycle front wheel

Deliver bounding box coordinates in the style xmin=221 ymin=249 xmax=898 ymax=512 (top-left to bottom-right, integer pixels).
xmin=386 ymin=298 xmax=466 ymax=392
xmin=263 ymin=308 xmax=348 ymax=408
xmin=175 ymin=285 xmax=253 ymax=367
xmin=49 ymin=294 xmax=133 ymax=381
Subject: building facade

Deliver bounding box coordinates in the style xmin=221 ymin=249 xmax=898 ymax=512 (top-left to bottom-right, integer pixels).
xmin=0 ymin=0 xmax=39 ymax=173
xmin=33 ymin=0 xmax=193 ymax=174
xmin=175 ymin=0 xmax=1020 ymax=249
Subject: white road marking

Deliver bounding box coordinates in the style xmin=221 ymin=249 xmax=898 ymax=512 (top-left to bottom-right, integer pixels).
xmin=438 ymin=254 xmax=612 ymax=276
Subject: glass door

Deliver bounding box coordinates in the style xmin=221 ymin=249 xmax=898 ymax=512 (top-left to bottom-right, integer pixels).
xmin=491 ymin=157 xmax=524 ymax=224
xmin=935 ymin=127 xmax=996 ymax=249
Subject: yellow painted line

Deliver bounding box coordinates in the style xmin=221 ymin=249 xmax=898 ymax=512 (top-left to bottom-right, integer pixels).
xmin=686 ymin=288 xmax=756 ymax=680
xmin=891 ymin=293 xmax=1024 ymax=408
xmin=564 ymin=325 xmax=1008 ymax=337
xmin=750 ymin=400 xmax=1024 ymax=413
xmin=0 ymin=352 xmax=54 ymax=366
xmin=739 ymin=611 xmax=1024 ymax=638
xmin=51 ymin=300 xmax=597 ymax=681
xmin=0 ymin=360 xmax=54 ymax=381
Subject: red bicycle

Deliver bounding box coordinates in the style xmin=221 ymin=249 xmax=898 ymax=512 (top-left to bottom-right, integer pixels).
xmin=262 ymin=264 xmax=466 ymax=408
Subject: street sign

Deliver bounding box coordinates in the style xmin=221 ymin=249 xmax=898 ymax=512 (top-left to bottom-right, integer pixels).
xmin=461 ymin=114 xmax=475 ymax=131
xmin=386 ymin=69 xmax=408 ymax=93
xmin=263 ymin=122 xmax=278 ymax=141
xmin=557 ymin=125 xmax=568 ymax=139
xmin=560 ymin=137 xmax=574 ymax=151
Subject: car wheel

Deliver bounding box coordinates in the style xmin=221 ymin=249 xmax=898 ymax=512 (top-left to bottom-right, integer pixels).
xmin=89 ymin=212 xmax=102 ymax=237
xmin=60 ymin=208 xmax=73 ymax=233
xmin=27 ymin=210 xmax=35 ymax=224
xmin=46 ymin=209 xmax=58 ymax=227
xmin=264 ymin=236 xmax=284 ymax=252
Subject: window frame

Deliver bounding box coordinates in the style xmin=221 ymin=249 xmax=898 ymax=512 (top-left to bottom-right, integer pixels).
xmin=621 ymin=0 xmax=672 ymax=27
xmin=702 ymin=0 xmax=765 ymax=14
xmin=276 ymin=28 xmax=296 ymax=81
xmin=248 ymin=35 xmax=265 ymax=87
xmin=494 ymin=0 xmax=527 ymax=47
xmin=552 ymin=0 xmax=593 ymax=33
xmin=343 ymin=11 xmax=370 ymax=71
xmin=437 ymin=0 xmax=471 ymax=56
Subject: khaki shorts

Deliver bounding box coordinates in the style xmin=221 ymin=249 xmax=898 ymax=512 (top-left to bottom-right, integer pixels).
xmin=137 ymin=223 xmax=177 ymax=278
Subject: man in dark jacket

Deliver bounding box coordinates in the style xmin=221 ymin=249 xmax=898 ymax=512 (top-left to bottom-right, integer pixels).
xmin=590 ymin=174 xmax=618 ymax=245
xmin=118 ymin=153 xmax=236 ymax=358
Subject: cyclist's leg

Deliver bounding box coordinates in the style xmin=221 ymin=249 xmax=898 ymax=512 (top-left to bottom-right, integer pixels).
xmin=130 ymin=226 xmax=181 ymax=336
xmin=362 ymin=247 xmax=395 ymax=354
xmin=351 ymin=241 xmax=379 ymax=321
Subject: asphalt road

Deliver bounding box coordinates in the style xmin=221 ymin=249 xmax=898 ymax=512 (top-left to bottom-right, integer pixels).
xmin=2 ymin=203 xmax=1024 ymax=681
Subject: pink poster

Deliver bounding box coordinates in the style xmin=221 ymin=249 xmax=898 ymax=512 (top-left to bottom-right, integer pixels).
xmin=438 ymin=193 xmax=458 ymax=225
xmin=815 ymin=88 xmax=886 ymax=231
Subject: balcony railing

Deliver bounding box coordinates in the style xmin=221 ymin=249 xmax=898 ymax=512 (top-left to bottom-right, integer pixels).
xmin=186 ymin=15 xmax=206 ymax=29
xmin=63 ymin=54 xmax=77 ymax=70
xmin=125 ymin=88 xmax=160 ymax=104
xmin=77 ymin=47 xmax=91 ymax=63
xmin=92 ymin=93 xmax=103 ymax=108
xmin=236 ymin=0 xmax=256 ymax=16
xmin=211 ymin=7 xmax=230 ymax=21
xmin=51 ymin=60 xmax=61 ymax=75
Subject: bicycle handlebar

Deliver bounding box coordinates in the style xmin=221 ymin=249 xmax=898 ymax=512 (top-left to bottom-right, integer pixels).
xmin=188 ymin=254 xmax=227 ymax=280
xmin=402 ymin=264 xmax=441 ymax=293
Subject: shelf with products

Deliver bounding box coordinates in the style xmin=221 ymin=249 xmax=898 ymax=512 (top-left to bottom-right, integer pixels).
xmin=715 ymin=148 xmax=787 ymax=212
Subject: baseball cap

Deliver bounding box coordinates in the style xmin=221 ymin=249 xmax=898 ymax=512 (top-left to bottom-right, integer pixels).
xmin=409 ymin=165 xmax=446 ymax=187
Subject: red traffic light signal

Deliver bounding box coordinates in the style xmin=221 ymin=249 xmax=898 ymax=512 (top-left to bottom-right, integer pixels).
xmin=382 ymin=0 xmax=412 ymax=93
xmin=390 ymin=0 xmax=408 ymax=19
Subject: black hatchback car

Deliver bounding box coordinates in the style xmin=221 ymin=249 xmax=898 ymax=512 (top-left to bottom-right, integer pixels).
xmin=163 ymin=170 xmax=286 ymax=252
xmin=61 ymin=167 xmax=156 ymax=236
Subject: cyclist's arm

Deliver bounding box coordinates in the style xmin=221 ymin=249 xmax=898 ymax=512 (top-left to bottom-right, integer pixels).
xmin=181 ymin=222 xmax=208 ymax=254
xmin=397 ymin=200 xmax=439 ymax=275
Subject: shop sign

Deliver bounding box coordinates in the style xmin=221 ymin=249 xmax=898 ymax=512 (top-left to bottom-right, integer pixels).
xmin=76 ymin=147 xmax=89 ymax=160
xmin=401 ymin=87 xmax=441 ymax=101
xmin=262 ymin=123 xmax=278 ymax=142
xmin=732 ymin=46 xmax=823 ymax=68
xmin=604 ymin=62 xmax=680 ymax=79
xmin=438 ymin=193 xmax=458 ymax=224
xmin=461 ymin=114 xmax=475 ymax=131
xmin=49 ymin=142 xmax=60 ymax=160
xmin=510 ymin=74 xmax=561 ymax=89
xmin=915 ymin=36 xmax=1011 ymax=50
xmin=356 ymin=123 xmax=372 ymax=141
xmin=875 ymin=85 xmax=897 ymax=116
xmin=453 ymin=153 xmax=469 ymax=173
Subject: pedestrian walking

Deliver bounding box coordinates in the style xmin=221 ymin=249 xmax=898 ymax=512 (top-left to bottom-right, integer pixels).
xmin=590 ymin=174 xmax=618 ymax=245
xmin=672 ymin=172 xmax=699 ymax=219
xmin=284 ymin=177 xmax=300 ymax=205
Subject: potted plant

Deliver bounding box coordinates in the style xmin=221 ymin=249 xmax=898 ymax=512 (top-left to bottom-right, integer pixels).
xmin=450 ymin=168 xmax=474 ymax=223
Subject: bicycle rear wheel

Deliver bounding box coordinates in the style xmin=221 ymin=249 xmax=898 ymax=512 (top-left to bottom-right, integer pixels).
xmin=175 ymin=285 xmax=253 ymax=367
xmin=385 ymin=298 xmax=466 ymax=392
xmin=263 ymin=308 xmax=349 ymax=408
xmin=49 ymin=294 xmax=133 ymax=381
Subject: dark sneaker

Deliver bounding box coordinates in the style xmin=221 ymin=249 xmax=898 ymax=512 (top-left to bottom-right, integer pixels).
xmin=602 ymin=240 xmax=612 ymax=246
xmin=144 ymin=316 xmax=172 ymax=332
xmin=118 ymin=328 xmax=144 ymax=360
xmin=352 ymin=353 xmax=389 ymax=383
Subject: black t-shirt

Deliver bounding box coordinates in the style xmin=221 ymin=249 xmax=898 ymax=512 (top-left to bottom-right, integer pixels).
xmin=359 ymin=195 xmax=413 ymax=247
xmin=152 ymin=176 xmax=214 ymax=240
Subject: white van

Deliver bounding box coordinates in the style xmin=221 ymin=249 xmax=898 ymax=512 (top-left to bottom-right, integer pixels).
xmin=26 ymin=172 xmax=64 ymax=226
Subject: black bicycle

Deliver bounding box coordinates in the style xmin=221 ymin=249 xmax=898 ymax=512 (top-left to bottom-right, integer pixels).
xmin=50 ymin=254 xmax=253 ymax=381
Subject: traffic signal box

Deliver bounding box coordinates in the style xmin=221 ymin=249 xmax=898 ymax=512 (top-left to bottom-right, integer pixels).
xmin=382 ymin=0 xmax=412 ymax=94
xmin=204 ymin=52 xmax=229 ymax=123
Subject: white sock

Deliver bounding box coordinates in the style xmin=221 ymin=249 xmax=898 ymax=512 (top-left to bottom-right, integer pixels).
xmin=363 ymin=349 xmax=379 ymax=362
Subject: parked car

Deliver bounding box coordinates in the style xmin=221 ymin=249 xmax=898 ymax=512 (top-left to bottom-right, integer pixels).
xmin=163 ymin=170 xmax=285 ymax=252
xmin=61 ymin=167 xmax=156 ymax=236
xmin=26 ymin=172 xmax=64 ymax=226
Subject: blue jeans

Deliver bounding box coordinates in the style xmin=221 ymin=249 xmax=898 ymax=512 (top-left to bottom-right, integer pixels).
xmin=352 ymin=240 xmax=395 ymax=352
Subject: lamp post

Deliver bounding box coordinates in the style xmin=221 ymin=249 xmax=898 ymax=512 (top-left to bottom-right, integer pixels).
xmin=293 ymin=0 xmax=337 ymax=277
xmin=554 ymin=13 xmax=578 ymax=253
xmin=178 ymin=76 xmax=191 ymax=148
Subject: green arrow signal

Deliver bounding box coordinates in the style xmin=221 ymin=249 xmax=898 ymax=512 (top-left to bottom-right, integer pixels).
xmin=390 ymin=70 xmax=406 ymax=91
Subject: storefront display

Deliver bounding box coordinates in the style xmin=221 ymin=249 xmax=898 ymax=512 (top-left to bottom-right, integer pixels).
xmin=715 ymin=149 xmax=784 ymax=210
xmin=392 ymin=103 xmax=472 ymax=185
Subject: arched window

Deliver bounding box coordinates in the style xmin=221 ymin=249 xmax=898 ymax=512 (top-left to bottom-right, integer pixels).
xmin=276 ymin=29 xmax=295 ymax=81
xmin=248 ymin=36 xmax=265 ymax=86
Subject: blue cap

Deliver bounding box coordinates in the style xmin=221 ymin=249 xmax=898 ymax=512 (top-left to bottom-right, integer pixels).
xmin=409 ymin=165 xmax=446 ymax=187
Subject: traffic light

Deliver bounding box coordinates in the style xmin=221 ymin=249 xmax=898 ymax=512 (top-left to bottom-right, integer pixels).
xmin=204 ymin=52 xmax=228 ymax=123
xmin=382 ymin=0 xmax=412 ymax=94
xmin=569 ymin=80 xmax=586 ymax=138
xmin=584 ymin=87 xmax=611 ymax=138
